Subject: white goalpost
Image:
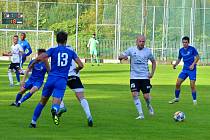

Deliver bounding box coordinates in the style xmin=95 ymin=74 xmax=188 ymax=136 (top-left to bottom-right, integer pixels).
xmin=0 ymin=29 xmax=54 ymax=60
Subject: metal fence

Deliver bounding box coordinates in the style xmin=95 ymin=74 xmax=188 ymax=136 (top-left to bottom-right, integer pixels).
xmin=0 ymin=0 xmax=210 ymax=63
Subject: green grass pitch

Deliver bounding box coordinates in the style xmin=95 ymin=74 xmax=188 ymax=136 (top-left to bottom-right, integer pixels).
xmin=0 ymin=61 xmax=210 ymax=140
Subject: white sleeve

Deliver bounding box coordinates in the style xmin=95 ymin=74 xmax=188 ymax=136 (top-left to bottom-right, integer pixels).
xmin=122 ymin=47 xmax=131 ymax=57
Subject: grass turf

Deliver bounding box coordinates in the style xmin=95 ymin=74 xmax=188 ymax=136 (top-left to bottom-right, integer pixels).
xmin=0 ymin=62 xmax=210 ymax=140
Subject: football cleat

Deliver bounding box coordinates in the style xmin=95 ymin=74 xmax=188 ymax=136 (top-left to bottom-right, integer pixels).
xmin=168 ymin=98 xmax=179 ymax=104
xmin=51 ymin=108 xmax=60 ymax=125
xmin=10 ymin=102 xmax=16 ymax=106
xmin=136 ymin=113 xmax=144 ymax=120
xmin=57 ymin=107 xmax=67 ymax=117
xmin=29 ymin=123 xmax=36 ymax=128
xmin=87 ymin=116 xmax=93 ymax=127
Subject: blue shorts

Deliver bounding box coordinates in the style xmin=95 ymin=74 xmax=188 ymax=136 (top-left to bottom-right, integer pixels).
xmin=24 ymin=79 xmax=43 ymax=89
xmin=178 ymin=69 xmax=196 ymax=81
xmin=42 ymin=76 xmax=67 ymax=99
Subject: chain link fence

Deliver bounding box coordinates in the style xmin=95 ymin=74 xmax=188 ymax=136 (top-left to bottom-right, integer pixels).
xmin=0 ymin=0 xmax=210 ymax=64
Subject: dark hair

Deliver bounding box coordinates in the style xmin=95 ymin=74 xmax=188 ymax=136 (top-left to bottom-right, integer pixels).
xmin=182 ymin=36 xmax=190 ymax=42
xmin=13 ymin=35 xmax=18 ymax=38
xmin=56 ymin=31 xmax=68 ymax=44
xmin=21 ymin=32 xmax=26 ymax=36
xmin=37 ymin=48 xmax=46 ymax=53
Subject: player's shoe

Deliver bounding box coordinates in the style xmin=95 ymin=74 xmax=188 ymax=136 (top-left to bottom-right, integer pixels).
xmin=57 ymin=107 xmax=67 ymax=117
xmin=168 ymin=98 xmax=179 ymax=104
xmin=147 ymin=105 xmax=154 ymax=115
xmin=10 ymin=102 xmax=17 ymax=106
xmin=87 ymin=116 xmax=93 ymax=127
xmin=136 ymin=113 xmax=144 ymax=120
xmin=193 ymin=100 xmax=197 ymax=105
xmin=9 ymin=83 xmax=14 ymax=87
xmin=15 ymin=82 xmax=20 ymax=86
xmin=16 ymin=101 xmax=21 ymax=107
xmin=29 ymin=123 xmax=36 ymax=128
xmin=51 ymin=108 xmax=60 ymax=125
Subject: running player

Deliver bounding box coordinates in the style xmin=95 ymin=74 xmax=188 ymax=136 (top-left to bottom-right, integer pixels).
xmin=29 ymin=31 xmax=83 ymax=128
xmin=169 ymin=36 xmax=199 ymax=105
xmin=10 ymin=49 xmax=49 ymax=107
xmin=119 ymin=35 xmax=156 ymax=120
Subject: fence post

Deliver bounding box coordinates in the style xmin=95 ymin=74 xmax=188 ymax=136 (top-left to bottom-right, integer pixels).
xmin=36 ymin=1 xmax=40 ymax=51
xmin=75 ymin=3 xmax=79 ymax=53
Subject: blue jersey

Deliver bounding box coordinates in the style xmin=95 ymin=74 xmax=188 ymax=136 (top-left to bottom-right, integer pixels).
xmin=18 ymin=40 xmax=32 ymax=56
xmin=46 ymin=45 xmax=78 ymax=79
xmin=178 ymin=46 xmax=199 ymax=70
xmin=28 ymin=60 xmax=47 ymax=82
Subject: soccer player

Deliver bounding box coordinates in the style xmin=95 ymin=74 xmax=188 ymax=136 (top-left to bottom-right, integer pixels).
xmin=18 ymin=32 xmax=32 ymax=66
xmin=29 ymin=31 xmax=83 ymax=128
xmin=3 ymin=35 xmax=24 ymax=87
xmin=58 ymin=47 xmax=93 ymax=127
xmin=15 ymin=32 xmax=32 ymax=86
xmin=87 ymin=33 xmax=99 ymax=66
xmin=10 ymin=49 xmax=49 ymax=107
xmin=118 ymin=35 xmax=156 ymax=120
xmin=169 ymin=36 xmax=200 ymax=105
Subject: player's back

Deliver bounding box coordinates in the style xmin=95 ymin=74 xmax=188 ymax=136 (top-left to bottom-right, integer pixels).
xmin=46 ymin=45 xmax=78 ymax=79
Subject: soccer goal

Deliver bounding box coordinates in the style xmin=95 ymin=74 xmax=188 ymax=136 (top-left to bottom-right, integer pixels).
xmin=0 ymin=29 xmax=54 ymax=60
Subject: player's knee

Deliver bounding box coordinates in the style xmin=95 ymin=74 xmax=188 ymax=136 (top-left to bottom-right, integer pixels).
xmin=176 ymin=82 xmax=181 ymax=87
xmin=132 ymin=92 xmax=139 ymax=98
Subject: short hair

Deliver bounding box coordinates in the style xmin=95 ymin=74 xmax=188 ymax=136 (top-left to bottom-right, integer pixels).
xmin=56 ymin=31 xmax=68 ymax=44
xmin=21 ymin=32 xmax=26 ymax=36
xmin=37 ymin=48 xmax=46 ymax=53
xmin=93 ymin=33 xmax=96 ymax=36
xmin=13 ymin=35 xmax=18 ymax=38
xmin=182 ymin=36 xmax=190 ymax=42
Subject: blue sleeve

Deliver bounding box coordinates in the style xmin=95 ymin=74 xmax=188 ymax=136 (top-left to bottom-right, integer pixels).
xmin=46 ymin=48 xmax=54 ymax=57
xmin=193 ymin=47 xmax=199 ymax=56
xmin=28 ymin=60 xmax=34 ymax=68
xmin=72 ymin=51 xmax=78 ymax=60
xmin=25 ymin=42 xmax=32 ymax=56
xmin=178 ymin=50 xmax=182 ymax=59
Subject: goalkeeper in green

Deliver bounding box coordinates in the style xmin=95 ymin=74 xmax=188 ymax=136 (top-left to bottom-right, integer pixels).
xmin=87 ymin=33 xmax=99 ymax=66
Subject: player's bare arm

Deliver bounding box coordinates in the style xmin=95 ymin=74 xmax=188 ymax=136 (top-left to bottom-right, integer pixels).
xmin=2 ymin=51 xmax=12 ymax=56
xmin=43 ymin=59 xmax=51 ymax=73
xmin=29 ymin=53 xmax=49 ymax=69
xmin=149 ymin=59 xmax=156 ymax=79
xmin=74 ymin=57 xmax=84 ymax=73
xmin=118 ymin=54 xmax=128 ymax=60
xmin=189 ymin=55 xmax=200 ymax=70
xmin=173 ymin=59 xmax=181 ymax=69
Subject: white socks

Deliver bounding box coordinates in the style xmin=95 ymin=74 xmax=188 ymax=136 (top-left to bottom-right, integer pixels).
xmin=133 ymin=96 xmax=143 ymax=115
xmin=80 ymin=99 xmax=91 ymax=119
xmin=60 ymin=100 xmax=65 ymax=109
xmin=8 ymin=71 xmax=13 ymax=85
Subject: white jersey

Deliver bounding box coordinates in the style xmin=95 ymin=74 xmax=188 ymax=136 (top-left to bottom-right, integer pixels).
xmin=68 ymin=60 xmax=80 ymax=77
xmin=11 ymin=44 xmax=23 ymax=63
xmin=67 ymin=46 xmax=80 ymax=77
xmin=122 ymin=46 xmax=155 ymax=79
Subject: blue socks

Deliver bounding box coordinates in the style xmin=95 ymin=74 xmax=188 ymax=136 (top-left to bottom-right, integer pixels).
xmin=175 ymin=90 xmax=180 ymax=99
xmin=20 ymin=92 xmax=32 ymax=103
xmin=52 ymin=104 xmax=60 ymax=114
xmin=15 ymin=93 xmax=22 ymax=103
xmin=15 ymin=72 xmax=20 ymax=82
xmin=192 ymin=91 xmax=197 ymax=100
xmin=32 ymin=103 xmax=45 ymax=122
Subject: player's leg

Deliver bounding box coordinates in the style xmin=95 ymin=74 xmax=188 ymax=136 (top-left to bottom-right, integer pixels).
xmin=93 ymin=50 xmax=99 ymax=65
xmin=169 ymin=71 xmax=187 ymax=104
xmin=29 ymin=95 xmax=50 ymax=128
xmin=17 ymin=86 xmax=39 ymax=106
xmin=141 ymin=79 xmax=154 ymax=115
xmin=8 ymin=63 xmax=14 ymax=87
xmin=51 ymin=78 xmax=67 ymax=125
xmin=10 ymin=86 xmax=27 ymax=106
xmin=189 ymin=69 xmax=197 ymax=104
xmin=30 ymin=78 xmax=53 ymax=128
xmin=76 ymin=91 xmax=93 ymax=126
xmin=14 ymin=63 xmax=22 ymax=86
xmin=90 ymin=50 xmax=94 ymax=66
xmin=130 ymin=79 xmax=144 ymax=119
xmin=58 ymin=100 xmax=67 ymax=117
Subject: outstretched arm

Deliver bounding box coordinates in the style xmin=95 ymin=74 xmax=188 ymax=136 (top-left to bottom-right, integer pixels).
xmin=29 ymin=53 xmax=49 ymax=69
